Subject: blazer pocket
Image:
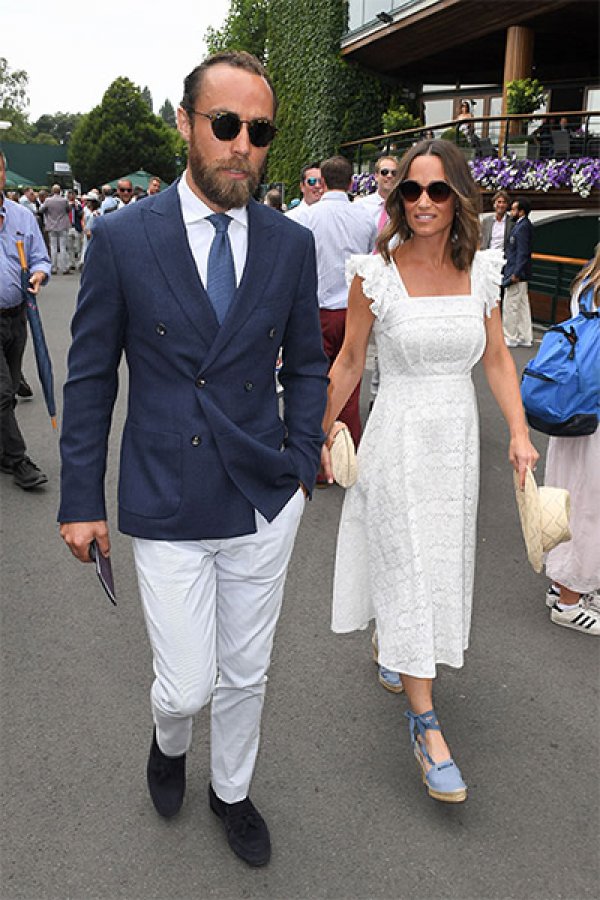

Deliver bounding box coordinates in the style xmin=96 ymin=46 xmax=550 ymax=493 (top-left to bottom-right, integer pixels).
xmin=119 ymin=423 xmax=182 ymax=518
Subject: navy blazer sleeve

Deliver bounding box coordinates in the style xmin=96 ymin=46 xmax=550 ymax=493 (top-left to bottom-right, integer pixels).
xmin=510 ymin=219 xmax=533 ymax=281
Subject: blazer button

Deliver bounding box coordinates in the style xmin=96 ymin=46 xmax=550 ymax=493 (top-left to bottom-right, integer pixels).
xmin=191 ymin=434 xmax=202 ymax=446
xmin=244 ymin=381 xmax=254 ymax=391
xmin=195 ymin=377 xmax=206 ymax=388
xmin=268 ymin=327 xmax=277 ymax=339
xmin=156 ymin=323 xmax=166 ymax=335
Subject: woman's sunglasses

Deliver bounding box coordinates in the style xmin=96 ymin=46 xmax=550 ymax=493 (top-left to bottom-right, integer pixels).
xmin=398 ymin=180 xmax=454 ymax=203
xmin=192 ymin=110 xmax=277 ymax=147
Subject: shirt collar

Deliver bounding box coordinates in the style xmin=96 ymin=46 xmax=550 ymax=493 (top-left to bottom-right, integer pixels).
xmin=320 ymin=190 xmax=350 ymax=203
xmin=178 ymin=172 xmax=247 ymax=229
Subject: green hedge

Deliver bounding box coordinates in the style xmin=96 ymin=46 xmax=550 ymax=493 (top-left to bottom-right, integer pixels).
xmin=266 ymin=0 xmax=394 ymax=199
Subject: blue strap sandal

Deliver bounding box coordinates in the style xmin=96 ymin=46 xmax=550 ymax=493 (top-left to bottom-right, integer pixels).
xmin=405 ymin=709 xmax=467 ymax=803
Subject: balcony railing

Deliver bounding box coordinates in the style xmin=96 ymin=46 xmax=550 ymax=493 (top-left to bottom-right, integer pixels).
xmin=341 ymin=110 xmax=600 ymax=170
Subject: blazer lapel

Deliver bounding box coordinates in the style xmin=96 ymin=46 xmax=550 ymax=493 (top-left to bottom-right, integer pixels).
xmin=201 ymin=200 xmax=282 ymax=369
xmin=141 ymin=183 xmax=219 ymax=348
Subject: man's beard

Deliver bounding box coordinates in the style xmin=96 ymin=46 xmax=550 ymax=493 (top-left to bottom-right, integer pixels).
xmin=188 ymin=142 xmax=262 ymax=209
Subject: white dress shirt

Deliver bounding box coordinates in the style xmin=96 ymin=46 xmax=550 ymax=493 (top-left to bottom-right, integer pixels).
xmin=285 ymin=199 xmax=310 ymax=223
xmin=178 ymin=174 xmax=248 ymax=287
xmin=490 ymin=215 xmax=507 ymax=250
xmin=301 ymin=191 xmax=377 ymax=310
xmin=355 ymin=189 xmax=386 ymax=229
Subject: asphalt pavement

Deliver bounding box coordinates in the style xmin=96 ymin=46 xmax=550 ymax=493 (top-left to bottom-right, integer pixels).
xmin=1 ymin=272 xmax=598 ymax=900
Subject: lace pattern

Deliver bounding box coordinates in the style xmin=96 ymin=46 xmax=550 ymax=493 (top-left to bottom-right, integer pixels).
xmin=333 ymin=250 xmax=500 ymax=677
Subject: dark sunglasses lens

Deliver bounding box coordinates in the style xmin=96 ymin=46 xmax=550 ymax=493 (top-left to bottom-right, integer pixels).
xmin=306 ymin=177 xmax=321 ymax=186
xmin=212 ymin=113 xmax=242 ymax=141
xmin=380 ymin=169 xmax=397 ymax=176
xmin=428 ymin=181 xmax=453 ymax=202
xmin=247 ymin=120 xmax=276 ymax=147
xmin=398 ymin=181 xmax=421 ymax=202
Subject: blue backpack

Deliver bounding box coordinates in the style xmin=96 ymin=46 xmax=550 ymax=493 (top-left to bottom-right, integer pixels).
xmin=520 ymin=285 xmax=600 ymax=437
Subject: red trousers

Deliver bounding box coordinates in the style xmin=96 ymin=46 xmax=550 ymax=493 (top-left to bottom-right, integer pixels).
xmin=319 ymin=308 xmax=362 ymax=447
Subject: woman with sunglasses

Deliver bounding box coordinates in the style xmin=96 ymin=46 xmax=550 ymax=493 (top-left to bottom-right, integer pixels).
xmin=321 ymin=139 xmax=538 ymax=803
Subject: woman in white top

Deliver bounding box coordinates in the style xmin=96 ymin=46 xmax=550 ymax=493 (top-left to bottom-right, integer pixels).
xmin=321 ymin=139 xmax=538 ymax=803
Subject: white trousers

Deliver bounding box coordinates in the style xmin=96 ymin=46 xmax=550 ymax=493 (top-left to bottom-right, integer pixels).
xmin=48 ymin=229 xmax=69 ymax=273
xmin=132 ymin=488 xmax=304 ymax=803
xmin=503 ymin=280 xmax=532 ymax=345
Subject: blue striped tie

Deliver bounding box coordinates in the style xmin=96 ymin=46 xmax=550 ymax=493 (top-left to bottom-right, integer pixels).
xmin=206 ymin=213 xmax=236 ymax=325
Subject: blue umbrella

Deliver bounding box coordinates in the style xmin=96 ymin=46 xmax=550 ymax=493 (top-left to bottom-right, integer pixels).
xmin=16 ymin=240 xmax=57 ymax=430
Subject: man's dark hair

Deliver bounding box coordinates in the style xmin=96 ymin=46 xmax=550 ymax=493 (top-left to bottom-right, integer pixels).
xmin=320 ymin=156 xmax=353 ymax=191
xmin=181 ymin=51 xmax=277 ymax=119
xmin=300 ymin=162 xmax=320 ymax=182
xmin=515 ymin=197 xmax=531 ymax=216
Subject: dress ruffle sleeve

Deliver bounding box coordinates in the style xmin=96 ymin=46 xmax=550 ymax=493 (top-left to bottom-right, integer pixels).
xmin=472 ymin=249 xmax=505 ymax=317
xmin=345 ymin=254 xmax=390 ymax=319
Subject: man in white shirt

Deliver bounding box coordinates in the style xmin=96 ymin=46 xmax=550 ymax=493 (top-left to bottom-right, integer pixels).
xmin=301 ymin=155 xmax=376 ymax=451
xmin=285 ymin=162 xmax=323 ymax=221
xmin=19 ymin=187 xmax=38 ymax=215
xmin=356 ymin=154 xmax=400 ymax=230
xmin=115 ymin=178 xmax=136 ymax=209
xmin=480 ymin=190 xmax=513 ymax=252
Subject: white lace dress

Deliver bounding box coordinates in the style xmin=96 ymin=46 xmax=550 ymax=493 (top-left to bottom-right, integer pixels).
xmin=332 ymin=249 xmax=504 ymax=678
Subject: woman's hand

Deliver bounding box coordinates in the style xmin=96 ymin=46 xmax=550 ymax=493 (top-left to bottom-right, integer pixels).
xmin=320 ymin=421 xmax=349 ymax=485
xmin=509 ymin=432 xmax=539 ymax=489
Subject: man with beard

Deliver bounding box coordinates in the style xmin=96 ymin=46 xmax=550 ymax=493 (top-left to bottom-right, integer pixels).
xmin=58 ymin=51 xmax=327 ymax=868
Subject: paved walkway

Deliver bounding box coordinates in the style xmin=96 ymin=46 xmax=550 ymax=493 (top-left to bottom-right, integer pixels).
xmin=1 ymin=272 xmax=597 ymax=900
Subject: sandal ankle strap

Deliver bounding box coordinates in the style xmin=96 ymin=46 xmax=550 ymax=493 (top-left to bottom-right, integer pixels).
xmin=405 ymin=709 xmax=441 ymax=767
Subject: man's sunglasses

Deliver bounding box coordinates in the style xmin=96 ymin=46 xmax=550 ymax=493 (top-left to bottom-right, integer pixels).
xmin=118 ymin=187 xmax=133 ymax=192
xmin=192 ymin=110 xmax=277 ymax=147
xmin=379 ymin=168 xmax=398 ymax=177
xmin=305 ymin=177 xmax=322 ymax=186
xmin=398 ymin=180 xmax=454 ymax=203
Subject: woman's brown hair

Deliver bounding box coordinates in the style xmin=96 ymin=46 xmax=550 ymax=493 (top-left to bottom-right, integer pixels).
xmin=376 ymin=139 xmax=482 ymax=272
xmin=571 ymin=244 xmax=600 ymax=310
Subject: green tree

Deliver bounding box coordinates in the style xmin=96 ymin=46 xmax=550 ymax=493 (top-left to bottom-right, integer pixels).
xmin=159 ymin=98 xmax=177 ymax=128
xmin=0 ymin=57 xmax=29 ymax=110
xmin=205 ymin=0 xmax=268 ymax=61
xmin=141 ymin=85 xmax=153 ymax=112
xmin=33 ymin=112 xmax=83 ymax=144
xmin=32 ymin=131 xmax=59 ymax=145
xmin=68 ymin=77 xmax=182 ymax=188
xmin=0 ymin=57 xmax=32 ymax=142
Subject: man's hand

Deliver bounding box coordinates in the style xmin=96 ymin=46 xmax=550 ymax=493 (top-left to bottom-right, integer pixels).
xmin=60 ymin=521 xmax=110 ymax=563
xmin=28 ymin=271 xmax=46 ymax=295
xmin=510 ymin=274 xmax=519 ymax=284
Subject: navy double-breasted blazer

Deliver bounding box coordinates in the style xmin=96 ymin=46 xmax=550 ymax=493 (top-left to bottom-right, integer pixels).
xmin=58 ymin=183 xmax=329 ymax=540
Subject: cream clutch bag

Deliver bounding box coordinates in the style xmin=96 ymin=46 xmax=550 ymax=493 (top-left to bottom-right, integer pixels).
xmin=330 ymin=427 xmax=357 ymax=488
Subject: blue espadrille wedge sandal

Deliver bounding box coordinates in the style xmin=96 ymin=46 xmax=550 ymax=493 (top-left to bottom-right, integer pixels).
xmin=405 ymin=709 xmax=467 ymax=803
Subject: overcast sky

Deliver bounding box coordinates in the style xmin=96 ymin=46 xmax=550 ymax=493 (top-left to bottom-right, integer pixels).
xmin=5 ymin=0 xmax=231 ymax=121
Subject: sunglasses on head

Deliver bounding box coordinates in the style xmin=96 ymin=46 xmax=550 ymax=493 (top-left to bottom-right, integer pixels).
xmin=398 ymin=180 xmax=454 ymax=203
xmin=305 ymin=177 xmax=322 ymax=186
xmin=379 ymin=168 xmax=397 ymax=177
xmin=192 ymin=110 xmax=277 ymax=147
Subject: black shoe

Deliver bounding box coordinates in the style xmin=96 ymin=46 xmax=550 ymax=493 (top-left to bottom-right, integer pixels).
xmin=11 ymin=457 xmax=48 ymax=490
xmin=16 ymin=377 xmax=33 ymax=399
xmin=146 ymin=729 xmax=186 ymax=818
xmin=209 ymin=784 xmax=271 ymax=867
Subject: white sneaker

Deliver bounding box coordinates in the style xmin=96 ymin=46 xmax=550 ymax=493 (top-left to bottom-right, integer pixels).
xmin=546 ymin=584 xmax=600 ymax=614
xmin=550 ymin=600 xmax=600 ymax=635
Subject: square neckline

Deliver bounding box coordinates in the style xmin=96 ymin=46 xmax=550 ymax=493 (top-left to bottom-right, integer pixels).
xmin=391 ymin=258 xmax=472 ymax=299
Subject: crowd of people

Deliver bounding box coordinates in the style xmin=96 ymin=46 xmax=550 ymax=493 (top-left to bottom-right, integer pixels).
xmin=1 ymin=48 xmax=597 ymax=872
xmin=4 ymin=175 xmax=164 ymax=274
